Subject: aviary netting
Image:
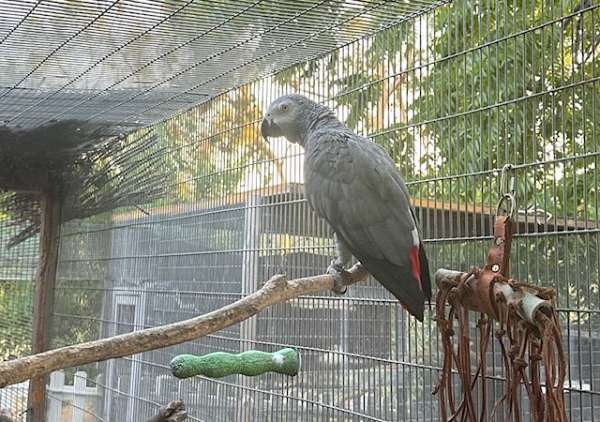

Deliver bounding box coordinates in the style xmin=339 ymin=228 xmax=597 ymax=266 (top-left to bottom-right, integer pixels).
xmin=0 ymin=121 xmax=165 ymax=246
xmin=0 ymin=0 xmax=447 ymax=247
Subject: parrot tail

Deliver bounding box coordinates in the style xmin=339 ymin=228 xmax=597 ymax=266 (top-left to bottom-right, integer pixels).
xmin=408 ymin=243 xmax=433 ymax=302
xmin=358 ymin=254 xmax=428 ymax=321
xmin=419 ymin=243 xmax=432 ymax=302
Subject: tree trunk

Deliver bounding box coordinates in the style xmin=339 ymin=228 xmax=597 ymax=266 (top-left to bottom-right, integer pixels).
xmin=27 ymin=192 xmax=61 ymax=422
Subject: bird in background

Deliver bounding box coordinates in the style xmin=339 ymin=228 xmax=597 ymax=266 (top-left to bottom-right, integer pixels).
xmin=261 ymin=94 xmax=431 ymax=321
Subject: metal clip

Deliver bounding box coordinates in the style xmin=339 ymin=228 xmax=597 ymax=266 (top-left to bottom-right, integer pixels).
xmin=496 ymin=193 xmax=515 ymax=218
xmin=499 ymin=164 xmax=515 ymax=196
xmin=497 ymin=164 xmax=516 ymax=218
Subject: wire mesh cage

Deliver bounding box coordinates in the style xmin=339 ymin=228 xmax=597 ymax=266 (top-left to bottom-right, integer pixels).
xmin=0 ymin=191 xmax=38 ymax=419
xmin=0 ymin=0 xmax=599 ymax=421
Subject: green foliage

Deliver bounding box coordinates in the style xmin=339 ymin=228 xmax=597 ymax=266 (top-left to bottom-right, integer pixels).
xmin=51 ymin=280 xmax=104 ymax=350
xmin=0 ymin=281 xmax=32 ymax=360
xmin=156 ymin=86 xmax=280 ymax=204
xmin=413 ymin=0 xmax=600 ymax=212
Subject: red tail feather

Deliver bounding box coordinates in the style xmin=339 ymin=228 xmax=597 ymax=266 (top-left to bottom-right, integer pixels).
xmin=408 ymin=246 xmax=422 ymax=292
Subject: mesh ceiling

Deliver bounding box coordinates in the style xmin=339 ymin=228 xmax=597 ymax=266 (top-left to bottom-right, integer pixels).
xmin=0 ymin=0 xmax=444 ymax=132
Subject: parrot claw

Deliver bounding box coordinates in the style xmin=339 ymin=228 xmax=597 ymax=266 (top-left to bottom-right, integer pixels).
xmin=327 ymin=260 xmax=349 ymax=295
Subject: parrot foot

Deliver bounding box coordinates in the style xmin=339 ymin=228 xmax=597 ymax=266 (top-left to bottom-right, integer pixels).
xmin=327 ymin=260 xmax=350 ymax=295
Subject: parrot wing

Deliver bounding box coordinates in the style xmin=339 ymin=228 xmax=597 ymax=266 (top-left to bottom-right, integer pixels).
xmin=304 ymin=129 xmax=431 ymax=321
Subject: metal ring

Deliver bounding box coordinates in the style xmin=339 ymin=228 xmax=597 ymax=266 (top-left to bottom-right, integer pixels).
xmin=499 ymin=163 xmax=514 ymax=196
xmin=496 ymin=193 xmax=515 ymax=219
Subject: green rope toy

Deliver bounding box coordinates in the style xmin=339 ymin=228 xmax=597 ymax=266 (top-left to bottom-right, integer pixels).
xmin=170 ymin=348 xmax=301 ymax=379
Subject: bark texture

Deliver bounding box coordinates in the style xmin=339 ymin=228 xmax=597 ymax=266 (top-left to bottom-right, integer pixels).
xmin=27 ymin=192 xmax=61 ymax=422
xmin=146 ymin=400 xmax=187 ymax=422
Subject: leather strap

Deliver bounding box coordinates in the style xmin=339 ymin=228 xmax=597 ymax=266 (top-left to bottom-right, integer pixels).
xmin=486 ymin=215 xmax=513 ymax=277
xmin=474 ymin=215 xmax=514 ymax=319
xmin=434 ymin=209 xmax=567 ymax=421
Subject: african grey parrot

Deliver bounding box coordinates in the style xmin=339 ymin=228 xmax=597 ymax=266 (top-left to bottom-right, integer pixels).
xmin=261 ymin=94 xmax=431 ymax=321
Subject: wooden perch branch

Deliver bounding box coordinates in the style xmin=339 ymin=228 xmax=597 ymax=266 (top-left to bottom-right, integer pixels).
xmin=0 ymin=264 xmax=368 ymax=388
xmin=146 ymin=400 xmax=187 ymax=422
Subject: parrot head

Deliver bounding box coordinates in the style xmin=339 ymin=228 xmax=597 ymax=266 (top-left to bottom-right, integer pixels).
xmin=261 ymin=94 xmax=336 ymax=146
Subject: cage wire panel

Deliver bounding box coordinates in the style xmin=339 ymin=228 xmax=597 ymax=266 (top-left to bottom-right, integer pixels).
xmin=2 ymin=0 xmax=597 ymax=421
xmin=0 ymin=192 xmax=38 ymax=420
xmin=0 ymin=0 xmax=444 ymax=130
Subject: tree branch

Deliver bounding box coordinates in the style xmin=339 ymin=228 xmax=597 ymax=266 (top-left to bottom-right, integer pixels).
xmin=0 ymin=265 xmax=368 ymax=388
xmin=146 ymin=400 xmax=187 ymax=422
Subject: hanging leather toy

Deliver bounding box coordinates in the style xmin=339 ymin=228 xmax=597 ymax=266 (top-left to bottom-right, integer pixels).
xmin=433 ymin=165 xmax=567 ymax=422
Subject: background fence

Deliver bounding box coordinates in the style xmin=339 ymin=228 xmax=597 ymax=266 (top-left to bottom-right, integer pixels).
xmin=1 ymin=0 xmax=599 ymax=420
xmin=0 ymin=192 xmax=38 ymax=420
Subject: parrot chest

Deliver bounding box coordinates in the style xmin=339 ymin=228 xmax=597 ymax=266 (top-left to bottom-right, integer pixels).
xmin=304 ymin=133 xmax=354 ymax=181
xmin=303 ymin=132 xmax=356 ymax=219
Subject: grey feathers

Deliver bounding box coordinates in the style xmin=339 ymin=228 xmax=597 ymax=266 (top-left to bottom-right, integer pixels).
xmin=304 ymin=128 xmax=431 ymax=319
xmin=261 ymin=95 xmax=431 ymax=321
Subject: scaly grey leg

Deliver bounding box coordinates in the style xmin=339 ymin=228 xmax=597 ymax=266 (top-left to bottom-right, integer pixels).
xmin=327 ymin=233 xmax=353 ymax=294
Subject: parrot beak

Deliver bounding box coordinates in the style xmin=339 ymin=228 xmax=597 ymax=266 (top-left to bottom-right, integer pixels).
xmin=260 ymin=118 xmax=271 ymax=144
xmin=260 ymin=116 xmax=283 ymax=145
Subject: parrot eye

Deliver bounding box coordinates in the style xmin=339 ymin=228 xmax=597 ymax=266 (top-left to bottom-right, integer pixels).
xmin=279 ymin=103 xmax=289 ymax=112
